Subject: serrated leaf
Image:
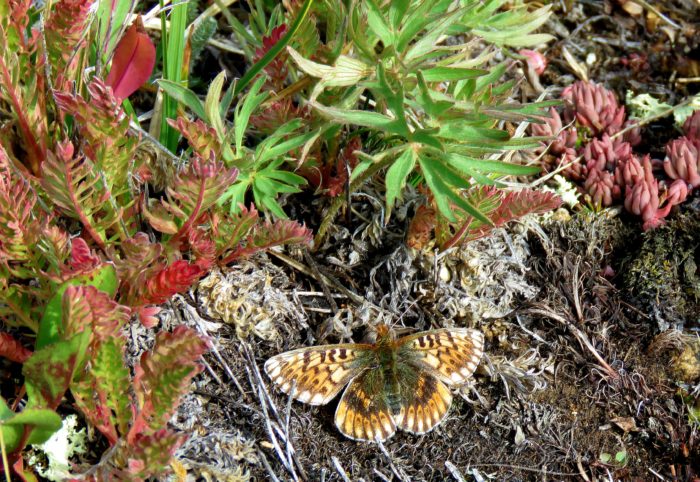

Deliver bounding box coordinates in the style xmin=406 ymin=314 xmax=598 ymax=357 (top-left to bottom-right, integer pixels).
xmin=133 ymin=326 xmax=207 ymax=429
xmin=36 ymin=264 xmax=118 ymax=349
xmin=24 ymin=330 xmax=92 ymax=409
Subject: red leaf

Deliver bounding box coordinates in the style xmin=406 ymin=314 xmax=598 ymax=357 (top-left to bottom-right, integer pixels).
xmin=105 ymin=16 xmax=156 ymax=101
xmin=69 ymin=237 xmax=101 ymax=272
xmin=0 ymin=332 xmax=32 ymax=363
xmin=141 ymin=260 xmax=203 ymax=305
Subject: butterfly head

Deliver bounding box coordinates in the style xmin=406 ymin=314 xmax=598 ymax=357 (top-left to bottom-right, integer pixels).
xmin=374 ymin=323 xmax=394 ymax=345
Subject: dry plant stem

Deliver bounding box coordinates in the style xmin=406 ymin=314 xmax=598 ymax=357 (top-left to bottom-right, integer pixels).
xmin=444 ymin=461 xmax=467 ymax=482
xmin=377 ymin=441 xmax=410 ymax=482
xmin=331 ymin=456 xmax=352 ymax=482
xmin=629 ymin=0 xmax=681 ymax=29
xmin=181 ymin=301 xmax=247 ymax=397
xmin=528 ymin=307 xmax=619 ymax=381
xmin=268 ymin=251 xmax=366 ymax=305
xmin=241 ymin=343 xmax=306 ymax=481
xmin=303 ymin=249 xmax=338 ymax=313
xmin=257 ymin=449 xmax=282 ymax=482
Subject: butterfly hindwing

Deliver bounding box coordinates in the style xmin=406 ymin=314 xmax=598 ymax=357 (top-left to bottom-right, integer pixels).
xmin=398 ymin=328 xmax=484 ymax=386
xmin=395 ymin=371 xmax=452 ymax=434
xmin=264 ymin=344 xmax=372 ymax=405
xmin=335 ymin=370 xmax=396 ymax=442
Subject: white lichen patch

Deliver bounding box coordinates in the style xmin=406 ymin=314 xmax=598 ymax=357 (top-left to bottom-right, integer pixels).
xmin=28 ymin=415 xmax=87 ymax=481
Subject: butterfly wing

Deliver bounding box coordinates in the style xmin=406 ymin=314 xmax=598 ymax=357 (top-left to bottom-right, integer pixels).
xmin=398 ymin=328 xmax=484 ymax=386
xmin=264 ymin=344 xmax=373 ymax=405
xmin=334 ymin=370 xmax=396 ymax=442
xmin=395 ymin=371 xmax=452 ymax=434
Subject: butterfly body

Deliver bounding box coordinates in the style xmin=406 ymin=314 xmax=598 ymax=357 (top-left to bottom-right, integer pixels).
xmin=264 ymin=324 xmax=484 ymax=442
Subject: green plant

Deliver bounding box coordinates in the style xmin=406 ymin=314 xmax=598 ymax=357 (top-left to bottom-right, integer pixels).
xmin=0 ymin=0 xmax=311 ymax=479
xmin=285 ymin=0 xmax=557 ymax=242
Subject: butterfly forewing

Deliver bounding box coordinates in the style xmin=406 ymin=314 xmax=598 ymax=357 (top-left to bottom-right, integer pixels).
xmin=395 ymin=371 xmax=452 ymax=434
xmin=335 ymin=370 xmax=396 ymax=442
xmin=398 ymin=328 xmax=484 ymax=386
xmin=264 ymin=344 xmax=372 ymax=405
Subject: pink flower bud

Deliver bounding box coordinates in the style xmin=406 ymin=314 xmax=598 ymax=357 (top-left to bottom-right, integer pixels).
xmin=519 ymin=49 xmax=548 ymax=75
xmin=664 ymin=137 xmax=700 ymax=188
xmin=624 ymin=156 xmax=688 ymax=230
xmin=622 ymin=120 xmax=642 ymax=147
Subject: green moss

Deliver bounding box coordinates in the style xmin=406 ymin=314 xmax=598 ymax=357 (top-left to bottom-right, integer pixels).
xmin=621 ymin=212 xmax=700 ymax=329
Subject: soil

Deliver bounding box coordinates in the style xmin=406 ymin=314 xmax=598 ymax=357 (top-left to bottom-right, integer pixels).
xmin=163 ymin=2 xmax=700 ymax=481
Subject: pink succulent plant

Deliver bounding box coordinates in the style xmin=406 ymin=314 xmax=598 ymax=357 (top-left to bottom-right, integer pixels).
xmin=624 ymin=156 xmax=689 ymax=230
xmin=531 ymin=107 xmax=578 ymax=155
xmin=683 ymin=110 xmax=700 ymax=144
xmin=621 ymin=120 xmax=642 ymax=147
xmin=664 ymin=137 xmax=700 ymax=188
xmin=614 ymin=154 xmax=645 ymax=188
xmin=562 ymin=81 xmax=626 ymax=136
xmin=582 ymin=134 xmax=632 ymax=172
xmin=584 ymin=168 xmax=620 ymax=207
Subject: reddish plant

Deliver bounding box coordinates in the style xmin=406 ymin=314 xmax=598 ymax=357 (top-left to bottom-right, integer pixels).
xmin=531 ymin=107 xmax=577 ymax=155
xmin=683 ymin=110 xmax=700 ymax=144
xmin=624 ymin=156 xmax=688 ymax=230
xmin=664 ymin=137 xmax=700 ymax=188
xmin=562 ymin=81 xmax=626 ymax=137
xmin=105 ymin=17 xmax=156 ymax=101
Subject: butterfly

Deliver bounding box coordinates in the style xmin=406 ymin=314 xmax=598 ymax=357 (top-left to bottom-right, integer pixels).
xmin=264 ymin=323 xmax=484 ymax=442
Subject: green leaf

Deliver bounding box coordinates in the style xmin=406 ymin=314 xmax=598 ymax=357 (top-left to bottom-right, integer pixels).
xmin=36 ymin=264 xmax=118 ymax=349
xmin=24 ymin=330 xmax=92 ymax=409
xmin=234 ymin=77 xmax=268 ymax=153
xmin=385 ymin=147 xmax=416 ymax=219
xmin=396 ymin=0 xmax=443 ymax=53
xmin=156 ymin=80 xmax=206 ymax=120
xmin=420 ymin=156 xmax=491 ymax=225
xmin=365 ymin=0 xmax=394 ymax=47
xmin=204 ymin=70 xmax=227 ymax=139
xmin=0 ymin=398 xmax=63 ymax=452
xmin=405 ymin=7 xmax=466 ymax=62
xmin=310 ymin=102 xmax=397 ymax=130
xmin=91 ymin=338 xmax=131 ymax=435
xmin=445 ymin=153 xmax=541 ymax=176
xmin=389 ymin=0 xmax=410 ymax=29
xmin=420 ymin=67 xmax=487 ymax=82
xmin=438 ymin=122 xmax=509 ymax=142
